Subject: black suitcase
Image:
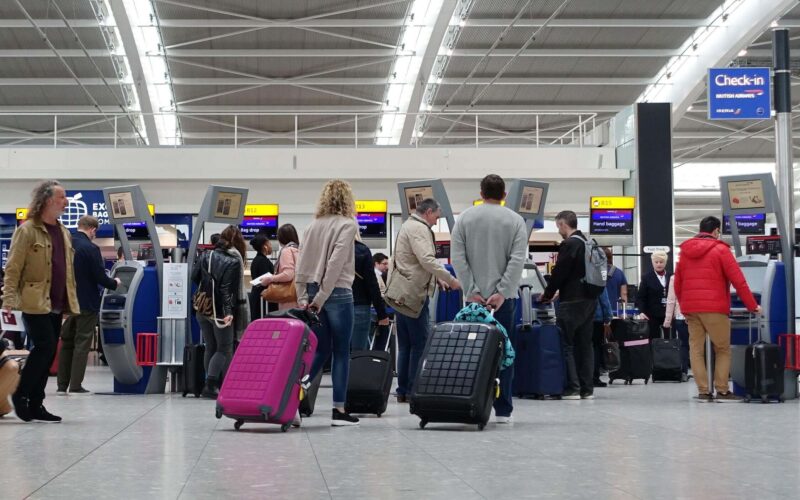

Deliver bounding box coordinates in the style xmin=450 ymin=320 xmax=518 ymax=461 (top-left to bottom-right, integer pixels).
xmin=345 ymin=326 xmax=394 ymax=416
xmin=410 ymin=322 xmax=503 ymax=431
xmin=298 ymin=370 xmax=322 ymax=417
xmin=609 ymin=318 xmax=652 ymax=385
xmin=345 ymin=351 xmax=393 ymax=416
xmin=744 ymin=342 xmax=784 ymax=403
xmin=651 ymin=327 xmax=683 ymax=382
xmin=182 ymin=343 xmax=205 ymax=398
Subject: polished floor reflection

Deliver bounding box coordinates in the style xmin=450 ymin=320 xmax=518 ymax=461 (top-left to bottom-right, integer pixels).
xmin=2 ymin=366 xmax=800 ymax=499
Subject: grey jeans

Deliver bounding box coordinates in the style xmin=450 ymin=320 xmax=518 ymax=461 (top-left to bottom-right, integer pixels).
xmin=198 ymin=315 xmax=234 ymax=382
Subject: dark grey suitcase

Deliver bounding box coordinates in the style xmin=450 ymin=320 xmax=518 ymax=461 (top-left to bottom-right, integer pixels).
xmin=410 ymin=322 xmax=503 ymax=431
xmin=181 ymin=344 xmax=205 ymax=398
xmin=345 ymin=325 xmax=394 ymax=416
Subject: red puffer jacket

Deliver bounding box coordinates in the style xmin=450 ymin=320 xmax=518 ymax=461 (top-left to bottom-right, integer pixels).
xmin=674 ymin=234 xmax=758 ymax=315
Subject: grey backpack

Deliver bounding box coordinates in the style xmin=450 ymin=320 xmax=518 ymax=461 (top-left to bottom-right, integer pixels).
xmin=570 ymin=234 xmax=607 ymax=298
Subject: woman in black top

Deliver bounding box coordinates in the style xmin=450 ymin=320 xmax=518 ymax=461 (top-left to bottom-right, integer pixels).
xmin=249 ymin=233 xmax=275 ymax=322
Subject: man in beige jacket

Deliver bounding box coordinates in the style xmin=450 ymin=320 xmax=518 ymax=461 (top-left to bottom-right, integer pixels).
xmin=386 ymin=198 xmax=460 ymax=402
xmin=2 ymin=180 xmax=78 ymax=422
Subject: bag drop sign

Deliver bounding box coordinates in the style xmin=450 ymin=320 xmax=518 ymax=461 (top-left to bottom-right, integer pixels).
xmin=708 ymin=67 xmax=771 ymax=120
xmin=58 ymin=190 xmax=113 ymax=238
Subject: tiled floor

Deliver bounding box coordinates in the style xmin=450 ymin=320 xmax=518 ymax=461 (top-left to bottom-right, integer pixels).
xmin=2 ymin=367 xmax=800 ymax=500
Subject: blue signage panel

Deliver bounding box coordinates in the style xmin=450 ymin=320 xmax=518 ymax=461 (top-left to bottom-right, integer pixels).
xmin=723 ymin=213 xmax=766 ymax=235
xmin=590 ymin=209 xmax=634 ymax=235
xmin=58 ymin=190 xmax=114 ymax=238
xmin=708 ymin=67 xmax=771 ymax=120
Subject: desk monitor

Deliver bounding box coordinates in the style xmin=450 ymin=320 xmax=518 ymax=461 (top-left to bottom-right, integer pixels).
xmin=357 ymin=213 xmax=387 ymax=238
xmin=723 ymin=213 xmax=766 ymax=235
xmin=590 ymin=209 xmax=634 ymax=235
xmin=239 ymin=216 xmax=278 ymax=240
xmin=109 ymin=192 xmax=136 ymax=219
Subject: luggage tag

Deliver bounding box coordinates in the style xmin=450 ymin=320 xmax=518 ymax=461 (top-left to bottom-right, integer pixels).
xmin=495 ymin=378 xmax=501 ymax=399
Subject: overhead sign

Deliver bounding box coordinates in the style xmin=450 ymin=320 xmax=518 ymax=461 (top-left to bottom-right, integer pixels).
xmin=244 ymin=204 xmax=279 ymax=216
xmin=590 ymin=196 xmax=635 ymax=209
xmin=355 ymin=200 xmax=387 ymax=212
xmin=707 ymin=67 xmax=771 ymax=120
xmin=15 ymin=208 xmax=28 ymax=220
xmin=59 ymin=191 xmax=114 ymax=238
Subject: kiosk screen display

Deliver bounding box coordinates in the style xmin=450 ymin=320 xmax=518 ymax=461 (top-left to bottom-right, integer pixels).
xmin=726 ymin=179 xmax=766 ymax=210
xmin=403 ymin=186 xmax=434 ymax=213
xmin=357 ymin=213 xmax=387 ymax=238
xmin=435 ymin=241 xmax=450 ymax=259
xmin=239 ymin=216 xmax=278 ymax=239
xmin=723 ymin=213 xmax=766 ymax=235
xmin=214 ymin=192 xmax=243 ymax=219
xmin=590 ymin=209 xmax=634 ymax=235
xmin=518 ymin=186 xmax=544 ymax=215
xmin=108 ymin=192 xmax=136 ymax=219
xmin=114 ymin=268 xmax=136 ymax=294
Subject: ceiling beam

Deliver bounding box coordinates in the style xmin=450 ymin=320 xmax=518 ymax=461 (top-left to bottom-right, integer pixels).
xmin=0 ymin=77 xmax=654 ymax=86
xmin=108 ymin=0 xmax=160 ymax=146
xmin=429 ymin=104 xmax=621 ymax=113
xmin=465 ymin=18 xmax=709 ymax=28
xmin=397 ymin=0 xmax=459 ymax=145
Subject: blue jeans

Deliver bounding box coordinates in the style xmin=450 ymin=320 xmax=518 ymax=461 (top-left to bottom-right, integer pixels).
xmin=395 ymin=298 xmax=430 ymax=396
xmin=491 ymin=299 xmax=517 ymax=417
xmin=351 ymin=304 xmax=372 ymax=351
xmin=306 ymin=284 xmax=354 ymax=406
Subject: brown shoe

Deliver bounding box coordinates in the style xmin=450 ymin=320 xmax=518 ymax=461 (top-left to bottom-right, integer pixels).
xmin=695 ymin=393 xmax=714 ymax=403
xmin=396 ymin=395 xmax=408 ymax=403
xmin=715 ymin=392 xmax=742 ymax=403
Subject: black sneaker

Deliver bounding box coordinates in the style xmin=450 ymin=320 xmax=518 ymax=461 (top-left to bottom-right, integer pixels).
xmin=331 ymin=409 xmax=359 ymax=426
xmin=69 ymin=387 xmax=91 ymax=395
xmin=12 ymin=395 xmax=32 ymax=422
xmin=580 ymin=392 xmax=595 ymax=400
xmin=56 ymin=388 xmax=68 ymax=396
xmin=593 ymin=379 xmax=608 ymax=388
xmin=31 ymin=406 xmax=62 ymax=423
xmin=201 ymin=385 xmax=218 ymax=400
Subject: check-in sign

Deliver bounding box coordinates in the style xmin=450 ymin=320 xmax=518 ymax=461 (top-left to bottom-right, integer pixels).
xmin=707 ymin=67 xmax=771 ymax=120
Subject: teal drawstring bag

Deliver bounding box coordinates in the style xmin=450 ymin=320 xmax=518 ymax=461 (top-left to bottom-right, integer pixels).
xmin=454 ymin=303 xmax=515 ymax=370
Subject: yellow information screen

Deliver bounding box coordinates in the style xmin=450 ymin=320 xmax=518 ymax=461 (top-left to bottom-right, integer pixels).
xmin=590 ymin=196 xmax=635 ymax=210
xmin=244 ymin=204 xmax=279 ymax=216
xmin=355 ymin=200 xmax=387 ymax=213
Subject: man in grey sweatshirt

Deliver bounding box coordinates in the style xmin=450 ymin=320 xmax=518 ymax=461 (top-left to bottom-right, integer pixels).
xmin=451 ymin=174 xmax=529 ymax=423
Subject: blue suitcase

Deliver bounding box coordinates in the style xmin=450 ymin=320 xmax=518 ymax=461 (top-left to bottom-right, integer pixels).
xmin=512 ymin=286 xmax=564 ymax=398
xmin=435 ymin=265 xmax=463 ymax=323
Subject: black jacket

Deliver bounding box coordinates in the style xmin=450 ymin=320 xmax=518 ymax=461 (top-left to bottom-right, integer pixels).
xmin=352 ymin=241 xmax=388 ymax=320
xmin=543 ymin=230 xmax=591 ymax=303
xmin=636 ymin=270 xmax=671 ymax=320
xmin=249 ymin=253 xmax=274 ymax=294
xmin=72 ymin=231 xmax=117 ymax=312
xmin=192 ymin=247 xmax=241 ymax=318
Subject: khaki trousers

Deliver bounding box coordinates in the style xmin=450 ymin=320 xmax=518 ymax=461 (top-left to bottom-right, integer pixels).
xmin=58 ymin=312 xmax=98 ymax=391
xmin=685 ymin=312 xmax=731 ymax=394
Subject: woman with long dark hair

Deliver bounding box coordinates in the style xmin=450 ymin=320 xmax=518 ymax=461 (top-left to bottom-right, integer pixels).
xmin=191 ymin=225 xmax=249 ymax=398
xmin=249 ymin=233 xmax=274 ymax=321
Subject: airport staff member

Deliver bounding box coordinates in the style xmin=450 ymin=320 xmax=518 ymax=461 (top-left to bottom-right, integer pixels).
xmin=451 ymin=174 xmax=528 ymax=423
xmin=2 ymin=180 xmax=79 ymax=423
xmin=57 ymin=216 xmax=120 ymax=395
xmin=674 ymin=216 xmax=760 ymax=402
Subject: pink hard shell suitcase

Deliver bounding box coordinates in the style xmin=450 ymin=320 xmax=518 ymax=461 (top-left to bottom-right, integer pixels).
xmin=215 ymin=317 xmax=317 ymax=432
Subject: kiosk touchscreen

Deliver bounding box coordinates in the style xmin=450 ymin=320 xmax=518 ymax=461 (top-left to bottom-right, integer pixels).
xmin=505 ymin=180 xmax=549 ymax=237
xmin=397 ymin=180 xmax=455 ymax=233
xmin=100 ymin=185 xmax=166 ymax=394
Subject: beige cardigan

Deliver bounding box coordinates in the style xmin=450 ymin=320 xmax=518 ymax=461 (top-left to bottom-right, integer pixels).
xmin=295 ymin=215 xmax=358 ymax=308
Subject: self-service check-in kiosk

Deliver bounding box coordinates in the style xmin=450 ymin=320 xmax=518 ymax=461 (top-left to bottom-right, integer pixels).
xmin=99 ymin=185 xmax=166 ymax=394
xmin=720 ymin=173 xmax=796 ymax=399
xmin=184 ymin=186 xmax=249 ymax=347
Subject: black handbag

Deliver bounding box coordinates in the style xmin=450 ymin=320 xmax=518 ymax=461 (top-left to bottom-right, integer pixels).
xmin=603 ymin=340 xmax=621 ymax=372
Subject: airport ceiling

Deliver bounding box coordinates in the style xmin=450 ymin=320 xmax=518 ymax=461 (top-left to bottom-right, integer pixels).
xmin=0 ymin=0 xmax=798 ymax=158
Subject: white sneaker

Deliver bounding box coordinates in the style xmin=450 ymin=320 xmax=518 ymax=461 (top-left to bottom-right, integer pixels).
xmin=292 ymin=410 xmax=302 ymax=428
xmin=495 ymin=415 xmax=513 ymax=424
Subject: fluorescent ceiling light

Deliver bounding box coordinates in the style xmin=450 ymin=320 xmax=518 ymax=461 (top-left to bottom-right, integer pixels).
xmin=122 ymin=0 xmax=181 ymax=145
xmin=376 ymin=1 xmax=445 ymax=145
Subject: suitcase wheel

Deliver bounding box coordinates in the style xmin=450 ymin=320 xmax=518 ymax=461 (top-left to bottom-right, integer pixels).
xmin=779 ymin=396 xmax=785 ymax=403
xmin=234 ymin=420 xmax=244 ymax=431
xmin=477 ymin=423 xmax=486 ymax=431
xmin=182 ymin=392 xmax=187 ymax=397
xmin=281 ymin=423 xmax=291 ymax=432
xmin=761 ymin=395 xmax=769 ymax=404
xmin=419 ymin=419 xmax=428 ymax=429
xmin=215 ymin=408 xmax=222 ymax=419
xmin=377 ymin=412 xmax=382 ymax=418
xmin=644 ymin=379 xmax=649 ymax=385
xmin=744 ymin=395 xmax=752 ymax=403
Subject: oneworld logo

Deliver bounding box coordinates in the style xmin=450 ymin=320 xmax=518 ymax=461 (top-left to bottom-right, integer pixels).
xmin=714 ymin=74 xmax=766 ymax=87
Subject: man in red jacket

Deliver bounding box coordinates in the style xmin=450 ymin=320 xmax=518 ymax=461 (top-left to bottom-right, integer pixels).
xmin=675 ymin=216 xmax=760 ymax=402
